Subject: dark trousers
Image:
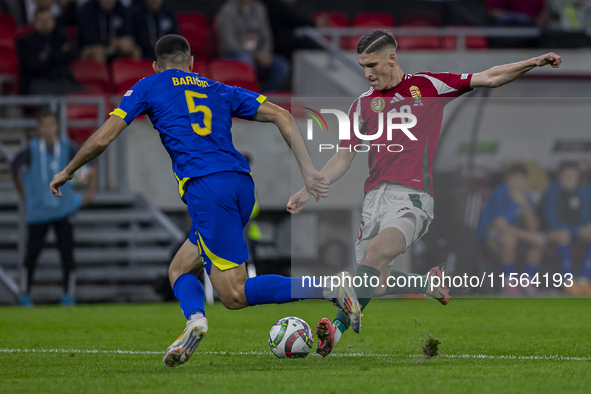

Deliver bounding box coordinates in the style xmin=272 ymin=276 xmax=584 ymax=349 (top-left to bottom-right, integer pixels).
xmin=24 ymin=217 xmax=76 ymax=294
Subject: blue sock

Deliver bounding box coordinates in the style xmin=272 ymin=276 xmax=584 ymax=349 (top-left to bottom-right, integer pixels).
xmin=173 ymin=273 xmax=206 ymax=320
xmin=244 ymin=275 xmax=324 ymax=305
xmin=556 ymin=245 xmax=573 ymax=275
xmin=502 ymin=263 xmax=515 ymax=277
xmin=580 ymin=246 xmax=591 ymax=278
xmin=523 ymin=263 xmax=538 ymax=278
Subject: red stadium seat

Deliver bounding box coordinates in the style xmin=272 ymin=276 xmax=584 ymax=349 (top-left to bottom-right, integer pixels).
xmin=67 ymin=95 xmax=105 ymax=144
xmin=466 ymin=35 xmax=489 ymax=49
xmin=310 ymin=12 xmax=349 ymax=48
xmin=193 ymin=60 xmax=211 ymax=78
xmin=0 ymin=46 xmax=17 ymax=76
xmin=353 ymin=12 xmax=395 ymax=28
xmin=210 ymin=16 xmax=219 ymax=59
xmin=193 ymin=60 xmax=209 ymax=78
xmin=210 ymin=59 xmax=259 ymax=92
xmin=310 ymin=12 xmax=349 ymax=27
xmin=344 ymin=12 xmax=396 ymax=50
xmin=177 ymin=12 xmax=211 ymax=60
xmin=395 ymin=23 xmax=442 ymax=50
xmin=71 ymin=59 xmax=112 ymax=95
xmin=111 ymin=58 xmax=155 ymax=96
xmin=0 ymin=13 xmax=16 ymax=49
xmin=396 ymin=35 xmax=441 ymax=50
xmin=0 ymin=13 xmax=16 ymax=30
xmin=0 ymin=46 xmax=18 ymax=93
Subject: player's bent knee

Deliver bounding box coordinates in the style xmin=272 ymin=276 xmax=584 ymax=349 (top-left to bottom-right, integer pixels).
xmin=219 ymin=287 xmax=248 ymax=310
xmin=362 ymin=245 xmax=397 ymax=271
xmin=168 ymin=257 xmax=203 ymax=286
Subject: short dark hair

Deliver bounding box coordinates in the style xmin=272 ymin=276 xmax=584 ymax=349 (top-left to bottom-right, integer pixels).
xmin=557 ymin=161 xmax=579 ymax=175
xmin=505 ymin=163 xmax=528 ymax=177
xmin=155 ymin=34 xmax=191 ymax=67
xmin=36 ymin=107 xmax=57 ymax=123
xmin=357 ymin=29 xmax=397 ymax=54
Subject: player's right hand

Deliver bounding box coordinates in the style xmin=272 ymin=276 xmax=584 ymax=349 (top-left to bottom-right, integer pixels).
xmin=287 ymin=189 xmax=310 ymax=214
xmin=303 ymin=170 xmax=330 ymax=202
xmin=534 ymin=52 xmax=562 ymax=68
xmin=50 ymin=170 xmax=74 ymax=198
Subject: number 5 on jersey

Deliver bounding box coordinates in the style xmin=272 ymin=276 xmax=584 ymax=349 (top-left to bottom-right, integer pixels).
xmin=185 ymin=90 xmax=212 ymax=136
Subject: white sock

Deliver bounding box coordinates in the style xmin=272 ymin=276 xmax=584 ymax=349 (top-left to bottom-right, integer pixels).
xmin=334 ymin=325 xmax=343 ymax=344
xmin=322 ymin=287 xmax=337 ymax=301
xmin=187 ymin=312 xmax=205 ymax=324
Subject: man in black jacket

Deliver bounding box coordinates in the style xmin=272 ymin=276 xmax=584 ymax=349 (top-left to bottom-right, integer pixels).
xmin=130 ymin=0 xmax=178 ymax=60
xmin=78 ymin=0 xmax=141 ymax=63
xmin=260 ymin=0 xmax=319 ymax=61
xmin=16 ymin=8 xmax=81 ymax=94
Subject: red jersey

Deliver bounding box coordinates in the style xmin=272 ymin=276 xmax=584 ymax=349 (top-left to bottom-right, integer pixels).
xmin=339 ymin=72 xmax=473 ymax=195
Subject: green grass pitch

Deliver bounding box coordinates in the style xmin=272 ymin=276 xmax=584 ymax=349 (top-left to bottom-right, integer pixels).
xmin=1 ymin=298 xmax=590 ymax=394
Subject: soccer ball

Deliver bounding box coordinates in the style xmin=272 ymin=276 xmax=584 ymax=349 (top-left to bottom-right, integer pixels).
xmin=268 ymin=316 xmax=314 ymax=358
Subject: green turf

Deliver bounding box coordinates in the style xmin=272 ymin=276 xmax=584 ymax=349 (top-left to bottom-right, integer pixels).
xmin=1 ymin=298 xmax=590 ymax=394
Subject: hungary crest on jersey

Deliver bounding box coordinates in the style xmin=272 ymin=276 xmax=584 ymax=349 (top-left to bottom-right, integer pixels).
xmin=410 ymin=85 xmax=422 ymax=99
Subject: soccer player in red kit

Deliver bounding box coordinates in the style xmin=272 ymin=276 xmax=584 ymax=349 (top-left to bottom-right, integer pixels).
xmin=288 ymin=29 xmax=562 ymax=356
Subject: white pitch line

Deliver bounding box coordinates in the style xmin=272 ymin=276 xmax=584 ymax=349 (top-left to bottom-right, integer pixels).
xmin=0 ymin=348 xmax=590 ymax=361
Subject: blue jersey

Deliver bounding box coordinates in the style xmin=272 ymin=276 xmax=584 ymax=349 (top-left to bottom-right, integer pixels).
xmin=477 ymin=184 xmax=536 ymax=241
xmin=110 ymin=69 xmax=267 ymax=198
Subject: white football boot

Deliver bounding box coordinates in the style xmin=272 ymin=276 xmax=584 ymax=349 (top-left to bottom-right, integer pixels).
xmin=163 ymin=316 xmax=208 ymax=367
xmin=332 ymin=271 xmax=362 ymax=334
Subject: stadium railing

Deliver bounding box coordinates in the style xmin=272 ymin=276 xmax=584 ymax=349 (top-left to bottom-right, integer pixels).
xmin=0 ymin=95 xmax=117 ymax=192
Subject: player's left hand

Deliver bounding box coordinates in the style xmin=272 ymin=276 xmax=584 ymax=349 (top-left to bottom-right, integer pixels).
xmin=50 ymin=170 xmax=74 ymax=198
xmin=534 ymin=52 xmax=562 ymax=68
xmin=303 ymin=170 xmax=330 ymax=202
xmin=287 ymin=189 xmax=310 ymax=214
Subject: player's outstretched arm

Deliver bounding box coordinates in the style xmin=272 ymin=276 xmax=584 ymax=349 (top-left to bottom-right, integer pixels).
xmin=287 ymin=150 xmax=356 ymax=214
xmin=470 ymin=52 xmax=562 ymax=88
xmin=50 ymin=116 xmax=128 ymax=197
xmin=254 ymin=101 xmax=329 ymax=201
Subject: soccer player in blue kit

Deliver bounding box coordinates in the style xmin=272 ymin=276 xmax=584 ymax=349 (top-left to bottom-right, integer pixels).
xmin=50 ymin=35 xmax=362 ymax=367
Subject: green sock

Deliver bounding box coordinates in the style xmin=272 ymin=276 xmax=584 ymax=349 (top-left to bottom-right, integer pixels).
xmin=383 ymin=268 xmax=428 ymax=295
xmin=333 ymin=264 xmax=381 ymax=333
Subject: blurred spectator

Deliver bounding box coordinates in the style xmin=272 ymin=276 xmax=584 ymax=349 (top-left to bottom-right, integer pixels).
xmin=79 ymin=0 xmax=141 ymax=63
xmin=547 ymin=0 xmax=591 ymax=31
xmin=217 ymin=0 xmax=290 ymax=92
xmin=477 ymin=164 xmax=546 ymax=295
xmin=130 ymin=0 xmax=178 ymax=61
xmin=10 ymin=109 xmax=97 ymax=307
xmin=24 ymin=0 xmax=77 ymax=26
xmin=16 ymin=8 xmax=81 ymax=94
xmin=259 ymin=0 xmax=320 ymax=61
xmin=542 ymin=162 xmax=591 ymax=294
xmin=486 ymin=0 xmax=546 ymax=26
